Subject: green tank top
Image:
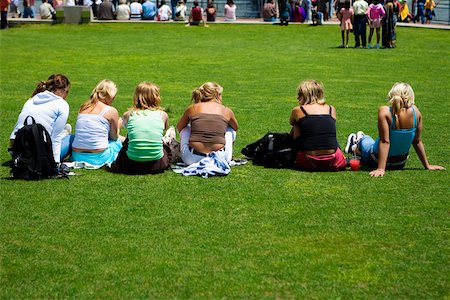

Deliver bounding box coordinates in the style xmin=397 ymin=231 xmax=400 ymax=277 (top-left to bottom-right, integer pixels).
xmin=126 ymin=110 xmax=164 ymax=162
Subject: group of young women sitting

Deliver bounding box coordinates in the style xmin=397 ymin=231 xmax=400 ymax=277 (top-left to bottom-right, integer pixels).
xmin=9 ymin=74 xmax=444 ymax=177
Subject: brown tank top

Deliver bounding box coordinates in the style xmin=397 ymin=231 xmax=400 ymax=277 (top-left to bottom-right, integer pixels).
xmin=189 ymin=113 xmax=228 ymax=145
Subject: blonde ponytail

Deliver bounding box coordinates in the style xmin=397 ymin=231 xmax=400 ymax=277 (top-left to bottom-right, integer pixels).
xmin=191 ymin=88 xmax=203 ymax=103
xmin=391 ymin=95 xmax=403 ymax=118
xmin=79 ymin=80 xmax=117 ymax=113
xmin=387 ymin=82 xmax=415 ymax=119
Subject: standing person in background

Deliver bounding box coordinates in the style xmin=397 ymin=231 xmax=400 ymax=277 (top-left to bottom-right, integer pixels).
xmin=302 ymin=0 xmax=311 ymax=22
xmin=0 ymin=0 xmax=10 ymax=29
xmin=424 ymin=0 xmax=436 ymax=24
xmin=186 ymin=0 xmax=208 ymax=26
xmin=158 ymin=0 xmax=172 ymax=21
xmin=142 ymin=0 xmax=157 ymax=19
xmin=130 ymin=0 xmax=143 ymax=19
xmin=382 ymin=0 xmax=396 ymax=48
xmin=366 ymin=0 xmax=385 ymax=48
xmin=327 ymin=0 xmax=333 ymax=19
xmin=97 ymin=0 xmax=115 ymax=20
xmin=224 ymin=0 xmax=236 ymax=21
xmin=205 ymin=0 xmax=216 ymax=21
xmin=22 ymin=0 xmax=35 ymax=18
xmin=279 ymin=0 xmax=291 ymax=24
xmin=9 ymin=0 xmax=20 ymax=19
xmin=414 ymin=0 xmax=425 ymax=23
xmin=263 ymin=0 xmax=276 ymax=22
xmin=10 ymin=74 xmax=72 ymax=164
xmin=338 ymin=1 xmax=353 ymax=47
xmin=317 ymin=0 xmax=327 ymax=19
xmin=352 ymin=0 xmax=368 ymax=48
xmin=171 ymin=0 xmax=177 ymax=20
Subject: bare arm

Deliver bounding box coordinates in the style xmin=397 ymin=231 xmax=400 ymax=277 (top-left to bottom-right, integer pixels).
xmin=227 ymin=108 xmax=238 ymax=131
xmin=370 ymin=107 xmax=390 ymax=177
xmin=161 ymin=111 xmax=169 ymax=131
xmin=289 ymin=107 xmax=300 ymax=126
xmin=121 ymin=111 xmax=130 ymax=129
xmin=106 ymin=107 xmax=120 ymax=141
xmin=412 ymin=108 xmax=445 ymax=170
xmin=176 ymin=107 xmax=191 ymax=133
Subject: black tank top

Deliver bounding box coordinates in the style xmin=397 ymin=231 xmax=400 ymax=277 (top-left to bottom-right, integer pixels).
xmin=294 ymin=106 xmax=339 ymax=151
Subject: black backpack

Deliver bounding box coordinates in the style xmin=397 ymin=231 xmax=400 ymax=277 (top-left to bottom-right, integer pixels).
xmin=11 ymin=116 xmax=58 ymax=180
xmin=241 ymin=132 xmax=294 ymax=168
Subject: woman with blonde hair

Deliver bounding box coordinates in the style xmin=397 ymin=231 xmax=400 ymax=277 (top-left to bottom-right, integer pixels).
xmin=71 ymin=79 xmax=122 ymax=167
xmin=345 ymin=82 xmax=445 ymax=177
xmin=176 ymin=82 xmax=238 ymax=166
xmin=290 ymin=79 xmax=347 ymax=171
xmin=113 ymin=82 xmax=170 ymax=174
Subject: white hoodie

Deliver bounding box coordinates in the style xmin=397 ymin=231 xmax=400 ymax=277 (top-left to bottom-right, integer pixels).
xmin=11 ymin=91 xmax=70 ymax=163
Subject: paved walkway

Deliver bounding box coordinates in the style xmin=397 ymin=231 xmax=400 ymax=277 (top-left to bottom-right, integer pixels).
xmin=8 ymin=16 xmax=449 ymax=30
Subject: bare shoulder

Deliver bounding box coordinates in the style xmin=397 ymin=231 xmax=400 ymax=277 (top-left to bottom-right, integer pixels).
xmin=122 ymin=110 xmax=131 ymax=120
xmin=291 ymin=106 xmax=303 ymax=117
xmin=378 ymin=105 xmax=390 ymax=116
xmin=412 ymin=105 xmax=422 ymax=116
xmin=160 ymin=110 xmax=169 ymax=120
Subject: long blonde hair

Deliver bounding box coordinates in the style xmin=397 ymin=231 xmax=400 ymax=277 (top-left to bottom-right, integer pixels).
xmin=297 ymin=80 xmax=326 ymax=105
xmin=191 ymin=82 xmax=223 ymax=103
xmin=79 ymin=80 xmax=117 ymax=113
xmin=388 ymin=82 xmax=415 ymax=118
xmin=130 ymin=82 xmax=161 ymax=111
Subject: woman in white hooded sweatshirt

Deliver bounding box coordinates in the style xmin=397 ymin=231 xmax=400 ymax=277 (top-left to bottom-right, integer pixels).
xmin=10 ymin=74 xmax=72 ymax=163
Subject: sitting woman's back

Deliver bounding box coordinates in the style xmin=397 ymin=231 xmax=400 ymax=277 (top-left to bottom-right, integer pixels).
xmin=177 ymin=82 xmax=238 ymax=165
xmin=345 ymin=82 xmax=445 ymax=176
xmin=71 ymin=80 xmax=122 ymax=167
xmin=290 ymin=80 xmax=346 ymax=171
xmin=113 ymin=82 xmax=170 ymax=174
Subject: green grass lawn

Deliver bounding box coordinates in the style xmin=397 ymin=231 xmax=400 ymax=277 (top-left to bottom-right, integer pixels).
xmin=0 ymin=23 xmax=449 ymax=298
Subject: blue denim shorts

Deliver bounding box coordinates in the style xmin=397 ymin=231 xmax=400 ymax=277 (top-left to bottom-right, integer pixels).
xmin=358 ymin=135 xmax=377 ymax=167
xmin=358 ymin=135 xmax=408 ymax=169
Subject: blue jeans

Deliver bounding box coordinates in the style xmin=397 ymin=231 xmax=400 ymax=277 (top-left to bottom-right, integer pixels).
xmin=263 ymin=17 xmax=276 ymax=22
xmin=23 ymin=6 xmax=35 ymax=18
xmin=416 ymin=3 xmax=425 ymax=24
xmin=358 ymin=135 xmax=377 ymax=166
xmin=353 ymin=15 xmax=367 ymax=47
xmin=358 ymin=135 xmax=408 ymax=169
xmin=60 ymin=134 xmax=75 ymax=162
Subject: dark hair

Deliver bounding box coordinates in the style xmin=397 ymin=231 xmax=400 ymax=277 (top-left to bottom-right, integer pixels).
xmin=32 ymin=74 xmax=71 ymax=97
xmin=161 ymin=0 xmax=166 ymax=5
xmin=193 ymin=0 xmax=199 ymax=6
xmin=226 ymin=0 xmax=234 ymax=5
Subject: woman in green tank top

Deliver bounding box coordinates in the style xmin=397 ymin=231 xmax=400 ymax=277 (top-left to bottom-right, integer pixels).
xmin=112 ymin=82 xmax=170 ymax=174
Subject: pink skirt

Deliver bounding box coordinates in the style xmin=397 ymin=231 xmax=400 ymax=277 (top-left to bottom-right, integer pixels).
xmin=295 ymin=148 xmax=347 ymax=172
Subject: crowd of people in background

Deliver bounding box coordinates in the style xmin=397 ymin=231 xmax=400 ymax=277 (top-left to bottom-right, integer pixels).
xmin=0 ymin=0 xmax=440 ymax=28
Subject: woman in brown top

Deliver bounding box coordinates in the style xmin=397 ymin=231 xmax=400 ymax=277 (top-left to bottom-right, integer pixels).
xmin=176 ymin=82 xmax=238 ymax=166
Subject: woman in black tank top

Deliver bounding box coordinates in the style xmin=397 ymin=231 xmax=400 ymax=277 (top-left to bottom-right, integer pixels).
xmin=289 ymin=80 xmax=346 ymax=171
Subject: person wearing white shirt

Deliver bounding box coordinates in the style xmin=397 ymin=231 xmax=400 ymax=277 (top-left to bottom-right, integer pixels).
xmin=130 ymin=0 xmax=143 ymax=18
